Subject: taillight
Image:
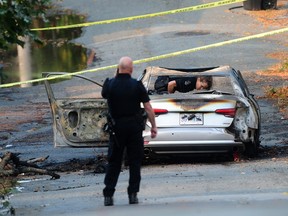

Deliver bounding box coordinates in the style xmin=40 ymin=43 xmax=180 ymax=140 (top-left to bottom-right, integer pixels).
xmin=144 ymin=140 xmax=149 ymax=145
xmin=153 ymin=108 xmax=168 ymax=115
xmin=215 ymin=108 xmax=236 ymax=118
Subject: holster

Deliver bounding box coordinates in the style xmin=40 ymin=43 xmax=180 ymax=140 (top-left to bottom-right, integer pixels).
xmin=103 ymin=113 xmax=119 ymax=147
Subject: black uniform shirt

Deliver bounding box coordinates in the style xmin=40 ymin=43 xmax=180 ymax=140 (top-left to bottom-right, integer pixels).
xmin=175 ymin=77 xmax=197 ymax=93
xmin=101 ymin=74 xmax=150 ymax=119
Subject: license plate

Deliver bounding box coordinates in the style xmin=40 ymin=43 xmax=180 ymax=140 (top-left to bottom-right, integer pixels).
xmin=179 ymin=113 xmax=203 ymax=125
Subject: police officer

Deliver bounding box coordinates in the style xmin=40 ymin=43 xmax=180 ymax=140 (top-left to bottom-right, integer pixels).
xmin=102 ymin=56 xmax=157 ymax=206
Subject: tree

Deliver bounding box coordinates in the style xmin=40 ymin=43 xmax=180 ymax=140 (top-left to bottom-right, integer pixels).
xmin=0 ymin=0 xmax=51 ymax=49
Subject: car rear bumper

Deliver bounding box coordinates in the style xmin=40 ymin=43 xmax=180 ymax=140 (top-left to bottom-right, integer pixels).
xmin=144 ymin=142 xmax=244 ymax=157
xmin=143 ymin=127 xmax=244 ymax=156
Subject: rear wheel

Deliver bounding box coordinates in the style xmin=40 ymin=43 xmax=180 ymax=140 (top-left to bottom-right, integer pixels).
xmin=244 ymin=129 xmax=260 ymax=158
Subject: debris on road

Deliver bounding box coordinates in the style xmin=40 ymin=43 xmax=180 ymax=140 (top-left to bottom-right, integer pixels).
xmin=0 ymin=152 xmax=60 ymax=179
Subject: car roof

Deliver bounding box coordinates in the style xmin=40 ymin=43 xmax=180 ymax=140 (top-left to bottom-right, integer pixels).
xmin=143 ymin=65 xmax=235 ymax=77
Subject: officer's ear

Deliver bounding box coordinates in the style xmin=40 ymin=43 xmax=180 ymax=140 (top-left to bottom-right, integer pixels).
xmin=115 ymin=67 xmax=119 ymax=76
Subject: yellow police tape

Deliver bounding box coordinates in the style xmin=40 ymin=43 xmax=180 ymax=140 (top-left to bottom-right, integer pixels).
xmin=1 ymin=27 xmax=287 ymax=88
xmin=31 ymin=0 xmax=245 ymax=31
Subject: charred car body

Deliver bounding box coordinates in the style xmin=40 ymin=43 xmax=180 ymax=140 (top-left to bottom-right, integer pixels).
xmin=43 ymin=65 xmax=261 ymax=158
xmin=140 ymin=66 xmax=260 ymax=158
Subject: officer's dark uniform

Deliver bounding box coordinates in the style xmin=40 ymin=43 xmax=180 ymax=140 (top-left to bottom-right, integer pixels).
xmin=174 ymin=77 xmax=197 ymax=92
xmin=154 ymin=76 xmax=197 ymax=94
xmin=101 ymin=73 xmax=150 ymax=197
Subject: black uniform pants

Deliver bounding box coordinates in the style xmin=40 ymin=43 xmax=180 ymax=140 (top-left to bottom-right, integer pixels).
xmin=103 ymin=117 xmax=144 ymax=197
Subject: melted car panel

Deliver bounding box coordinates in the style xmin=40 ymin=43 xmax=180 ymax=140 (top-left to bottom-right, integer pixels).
xmin=43 ymin=74 xmax=109 ymax=148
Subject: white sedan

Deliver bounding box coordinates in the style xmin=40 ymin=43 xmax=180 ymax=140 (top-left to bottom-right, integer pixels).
xmin=43 ymin=65 xmax=260 ymax=159
xmin=140 ymin=66 xmax=260 ymax=159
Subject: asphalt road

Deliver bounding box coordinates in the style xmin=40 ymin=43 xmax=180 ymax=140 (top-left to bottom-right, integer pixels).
xmin=9 ymin=160 xmax=288 ymax=216
xmin=3 ymin=0 xmax=288 ymax=215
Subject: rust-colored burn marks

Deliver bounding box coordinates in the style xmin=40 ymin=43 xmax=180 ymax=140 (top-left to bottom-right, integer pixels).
xmin=167 ymin=98 xmax=235 ymax=111
xmin=56 ymin=106 xmax=109 ymax=143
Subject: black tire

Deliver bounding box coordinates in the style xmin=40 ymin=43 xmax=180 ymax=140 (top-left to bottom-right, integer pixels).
xmin=244 ymin=129 xmax=260 ymax=158
xmin=262 ymin=0 xmax=277 ymax=10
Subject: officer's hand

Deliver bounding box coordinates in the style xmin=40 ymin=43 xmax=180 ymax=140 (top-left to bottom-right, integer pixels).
xmin=150 ymin=127 xmax=157 ymax=138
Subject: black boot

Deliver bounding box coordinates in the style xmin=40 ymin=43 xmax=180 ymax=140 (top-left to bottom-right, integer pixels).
xmin=128 ymin=193 xmax=138 ymax=204
xmin=104 ymin=196 xmax=114 ymax=206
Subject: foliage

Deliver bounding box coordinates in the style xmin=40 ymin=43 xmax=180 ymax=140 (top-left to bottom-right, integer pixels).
xmin=0 ymin=177 xmax=17 ymax=196
xmin=264 ymin=85 xmax=288 ymax=117
xmin=262 ymin=57 xmax=288 ymax=117
xmin=265 ymin=86 xmax=288 ymax=99
xmin=0 ymin=0 xmax=51 ymax=49
xmin=0 ymin=177 xmax=16 ymax=215
xmin=280 ymin=60 xmax=288 ymax=72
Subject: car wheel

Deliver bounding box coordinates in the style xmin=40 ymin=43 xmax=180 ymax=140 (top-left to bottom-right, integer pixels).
xmin=244 ymin=129 xmax=260 ymax=158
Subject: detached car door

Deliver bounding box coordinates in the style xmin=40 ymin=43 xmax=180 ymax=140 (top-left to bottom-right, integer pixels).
xmin=43 ymin=72 xmax=109 ymax=148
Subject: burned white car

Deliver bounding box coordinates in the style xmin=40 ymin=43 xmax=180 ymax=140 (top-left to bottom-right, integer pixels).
xmin=43 ymin=65 xmax=260 ymax=158
xmin=140 ymin=66 xmax=260 ymax=158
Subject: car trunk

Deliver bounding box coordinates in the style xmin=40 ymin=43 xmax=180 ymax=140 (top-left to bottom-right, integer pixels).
xmin=149 ymin=93 xmax=237 ymax=128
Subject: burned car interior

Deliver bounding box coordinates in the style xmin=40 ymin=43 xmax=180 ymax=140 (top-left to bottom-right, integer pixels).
xmin=143 ymin=66 xmax=239 ymax=96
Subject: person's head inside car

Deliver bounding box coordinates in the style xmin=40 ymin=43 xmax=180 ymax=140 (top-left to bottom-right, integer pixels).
xmin=195 ymin=76 xmax=213 ymax=90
